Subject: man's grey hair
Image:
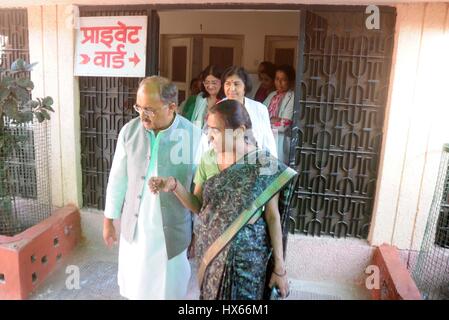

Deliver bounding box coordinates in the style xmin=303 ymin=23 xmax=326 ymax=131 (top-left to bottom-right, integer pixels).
xmin=138 ymin=76 xmax=178 ymax=105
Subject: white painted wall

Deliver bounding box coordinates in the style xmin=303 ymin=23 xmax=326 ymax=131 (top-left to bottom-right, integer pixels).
xmin=27 ymin=5 xmax=82 ymax=208
xmin=369 ymin=3 xmax=449 ymax=251
xmin=159 ymin=10 xmax=300 ymax=72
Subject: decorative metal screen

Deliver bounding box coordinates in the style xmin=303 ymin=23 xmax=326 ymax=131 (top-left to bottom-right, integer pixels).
xmin=79 ymin=7 xmax=158 ymax=209
xmin=288 ymin=9 xmax=396 ymax=238
xmin=80 ymin=77 xmax=139 ymax=209
xmin=0 ymin=9 xmax=29 ymax=67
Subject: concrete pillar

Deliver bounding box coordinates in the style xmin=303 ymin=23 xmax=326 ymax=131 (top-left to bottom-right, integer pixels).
xmin=369 ymin=3 xmax=449 ymax=250
xmin=28 ymin=5 xmax=82 ymax=208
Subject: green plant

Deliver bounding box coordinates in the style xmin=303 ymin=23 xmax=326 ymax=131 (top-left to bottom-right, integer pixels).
xmin=0 ymin=59 xmax=54 ymax=234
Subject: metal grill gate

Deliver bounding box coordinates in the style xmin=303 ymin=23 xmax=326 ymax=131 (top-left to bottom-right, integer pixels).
xmin=79 ymin=7 xmax=159 ymax=209
xmin=288 ymin=8 xmax=396 ymax=238
xmin=0 ymin=9 xmax=29 ymax=65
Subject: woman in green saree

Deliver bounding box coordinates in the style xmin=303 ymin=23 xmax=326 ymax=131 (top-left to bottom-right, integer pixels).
xmin=149 ymin=99 xmax=296 ymax=300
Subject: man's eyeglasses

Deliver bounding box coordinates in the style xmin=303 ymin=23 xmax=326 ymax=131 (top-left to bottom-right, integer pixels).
xmin=133 ymin=104 xmax=167 ymax=117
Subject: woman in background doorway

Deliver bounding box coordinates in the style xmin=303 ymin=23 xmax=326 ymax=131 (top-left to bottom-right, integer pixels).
xmin=263 ymin=64 xmax=296 ymax=164
xmin=191 ymin=65 xmax=224 ymax=129
xmin=180 ymin=77 xmax=202 ymax=121
xmin=253 ymin=61 xmax=276 ymax=103
xmin=221 ymin=66 xmax=277 ymax=158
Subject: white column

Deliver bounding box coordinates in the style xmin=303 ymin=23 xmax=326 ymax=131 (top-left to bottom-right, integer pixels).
xmin=27 ymin=5 xmax=82 ymax=208
xmin=369 ymin=3 xmax=449 ymax=250
xmin=57 ymin=4 xmax=82 ymax=207
xmin=28 ymin=6 xmax=64 ymax=207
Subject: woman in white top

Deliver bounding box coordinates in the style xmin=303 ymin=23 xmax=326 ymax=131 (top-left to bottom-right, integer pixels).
xmin=263 ymin=65 xmax=296 ymax=164
xmin=191 ymin=65 xmax=224 ymax=129
xmin=221 ymin=66 xmax=278 ymax=158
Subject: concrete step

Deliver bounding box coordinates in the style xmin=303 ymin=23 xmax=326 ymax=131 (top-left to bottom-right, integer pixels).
xmin=286 ymin=279 xmax=371 ymax=300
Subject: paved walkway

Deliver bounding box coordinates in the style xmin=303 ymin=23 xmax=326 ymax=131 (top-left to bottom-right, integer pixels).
xmin=29 ymin=209 xmax=370 ymax=300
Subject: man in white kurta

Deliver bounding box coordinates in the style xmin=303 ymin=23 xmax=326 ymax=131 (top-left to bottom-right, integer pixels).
xmin=103 ymin=76 xmax=202 ymax=299
xmin=115 ymin=128 xmax=190 ymax=299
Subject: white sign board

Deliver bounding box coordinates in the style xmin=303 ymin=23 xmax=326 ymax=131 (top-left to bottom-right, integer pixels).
xmin=74 ymin=16 xmax=147 ymax=77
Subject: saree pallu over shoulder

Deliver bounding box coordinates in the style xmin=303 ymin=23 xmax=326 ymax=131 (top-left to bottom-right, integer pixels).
xmin=195 ymin=149 xmax=297 ymax=299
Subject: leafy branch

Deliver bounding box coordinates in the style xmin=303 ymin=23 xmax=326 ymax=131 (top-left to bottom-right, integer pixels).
xmin=0 ymin=58 xmax=54 ymax=126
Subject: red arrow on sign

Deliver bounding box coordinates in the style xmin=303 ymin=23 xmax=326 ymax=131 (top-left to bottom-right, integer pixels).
xmin=80 ymin=54 xmax=90 ymax=64
xmin=129 ymin=53 xmax=140 ymax=66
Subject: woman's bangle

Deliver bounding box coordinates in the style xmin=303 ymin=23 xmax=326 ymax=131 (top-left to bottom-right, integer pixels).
xmin=169 ymin=177 xmax=178 ymax=192
xmin=273 ymin=269 xmax=287 ymax=277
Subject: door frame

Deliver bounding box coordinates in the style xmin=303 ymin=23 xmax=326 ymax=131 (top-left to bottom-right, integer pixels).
xmin=201 ymin=35 xmax=244 ymax=70
xmin=264 ymin=35 xmax=298 ymax=68
xmin=161 ymin=36 xmax=193 ymax=102
xmin=160 ymin=34 xmax=244 ymax=95
xmin=78 ymin=4 xmax=397 ymax=240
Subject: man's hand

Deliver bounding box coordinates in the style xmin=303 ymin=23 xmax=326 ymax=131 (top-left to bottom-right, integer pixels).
xmin=148 ymin=176 xmax=176 ymax=194
xmin=103 ymin=218 xmax=117 ymax=248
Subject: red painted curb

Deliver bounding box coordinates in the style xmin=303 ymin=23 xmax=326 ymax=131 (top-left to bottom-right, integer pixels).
xmin=371 ymin=244 xmax=422 ymax=300
xmin=0 ymin=205 xmax=81 ymax=299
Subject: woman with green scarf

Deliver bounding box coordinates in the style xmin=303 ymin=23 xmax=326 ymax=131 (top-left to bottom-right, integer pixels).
xmin=149 ymin=99 xmax=297 ymax=300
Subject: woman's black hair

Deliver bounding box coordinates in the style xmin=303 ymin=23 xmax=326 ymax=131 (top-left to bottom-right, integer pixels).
xmin=276 ymin=64 xmax=296 ymax=89
xmin=200 ymin=65 xmax=225 ymax=99
xmin=221 ymin=66 xmax=252 ymax=95
xmin=190 ymin=77 xmax=199 ymax=88
xmin=259 ymin=61 xmax=277 ymax=80
xmin=209 ymin=99 xmax=256 ymax=144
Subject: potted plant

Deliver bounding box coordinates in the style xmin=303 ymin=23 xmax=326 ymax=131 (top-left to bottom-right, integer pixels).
xmin=0 ymin=58 xmax=54 ymax=236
